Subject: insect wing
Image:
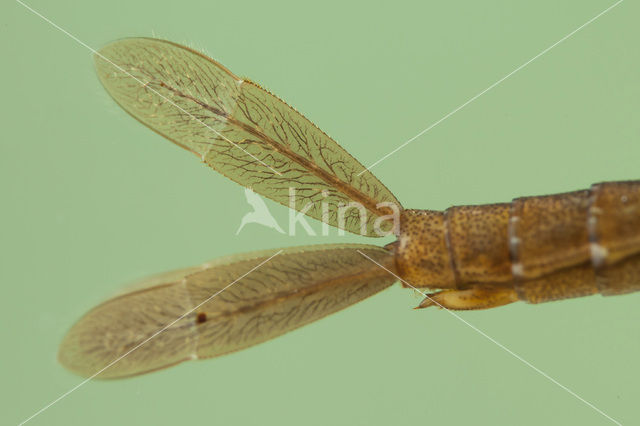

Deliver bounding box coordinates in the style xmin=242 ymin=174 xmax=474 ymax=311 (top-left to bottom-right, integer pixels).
xmin=59 ymin=244 xmax=396 ymax=378
xmin=95 ymin=38 xmax=401 ymax=236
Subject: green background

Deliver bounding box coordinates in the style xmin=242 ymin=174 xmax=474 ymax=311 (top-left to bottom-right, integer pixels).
xmin=2 ymin=0 xmax=638 ymax=425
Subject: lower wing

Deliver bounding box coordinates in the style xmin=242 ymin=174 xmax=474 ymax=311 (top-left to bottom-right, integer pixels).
xmin=58 ymin=244 xmax=396 ymax=379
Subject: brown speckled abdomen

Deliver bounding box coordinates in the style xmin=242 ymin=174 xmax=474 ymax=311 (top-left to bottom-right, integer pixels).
xmin=394 ymin=181 xmax=640 ymax=303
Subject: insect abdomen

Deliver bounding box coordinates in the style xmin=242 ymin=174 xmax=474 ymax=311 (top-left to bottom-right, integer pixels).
xmin=395 ymin=181 xmax=640 ymax=303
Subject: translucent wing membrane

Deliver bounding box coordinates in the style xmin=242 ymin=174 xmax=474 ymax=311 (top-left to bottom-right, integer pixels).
xmin=59 ymin=244 xmax=396 ymax=378
xmin=95 ymin=38 xmax=401 ymax=236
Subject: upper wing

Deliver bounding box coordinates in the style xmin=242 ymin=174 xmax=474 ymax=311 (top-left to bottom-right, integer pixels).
xmin=58 ymin=244 xmax=396 ymax=379
xmin=95 ymin=38 xmax=401 ymax=236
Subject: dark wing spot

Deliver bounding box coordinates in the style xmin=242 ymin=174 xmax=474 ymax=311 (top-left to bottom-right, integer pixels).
xmin=196 ymin=312 xmax=207 ymax=324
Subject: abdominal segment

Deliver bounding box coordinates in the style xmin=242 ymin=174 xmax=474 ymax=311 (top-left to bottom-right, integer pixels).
xmin=396 ymin=181 xmax=640 ymax=309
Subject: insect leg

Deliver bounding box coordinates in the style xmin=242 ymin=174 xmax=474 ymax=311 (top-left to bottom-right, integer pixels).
xmin=416 ymin=285 xmax=518 ymax=310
